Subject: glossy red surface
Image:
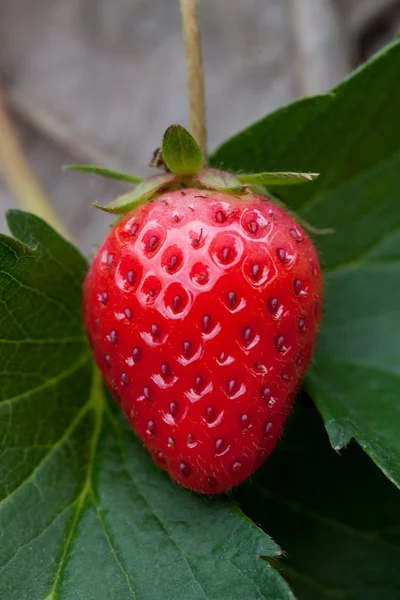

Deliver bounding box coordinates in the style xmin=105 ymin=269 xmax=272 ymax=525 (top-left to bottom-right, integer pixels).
xmin=83 ymin=189 xmax=323 ymax=493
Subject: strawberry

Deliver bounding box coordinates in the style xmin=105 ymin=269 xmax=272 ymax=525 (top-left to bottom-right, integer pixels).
xmin=83 ymin=181 xmax=323 ymax=494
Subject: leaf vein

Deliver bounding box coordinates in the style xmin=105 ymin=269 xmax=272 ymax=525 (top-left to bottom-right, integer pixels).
xmin=93 ymin=502 xmax=138 ymax=599
xmin=0 ymin=396 xmax=90 ymax=509
xmin=44 ymin=367 xmax=105 ymax=599
xmin=0 ymin=352 xmax=90 ymax=408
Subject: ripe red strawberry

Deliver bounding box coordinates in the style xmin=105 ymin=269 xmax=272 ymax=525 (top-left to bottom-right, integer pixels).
xmin=83 ymin=186 xmax=323 ymax=494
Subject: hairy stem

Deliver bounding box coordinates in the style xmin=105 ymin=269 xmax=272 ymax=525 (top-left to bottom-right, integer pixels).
xmin=0 ymin=81 xmax=72 ymax=241
xmin=179 ymin=0 xmax=207 ymax=160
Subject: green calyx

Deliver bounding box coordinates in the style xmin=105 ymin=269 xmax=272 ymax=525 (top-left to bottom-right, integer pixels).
xmin=64 ymin=124 xmax=320 ymax=215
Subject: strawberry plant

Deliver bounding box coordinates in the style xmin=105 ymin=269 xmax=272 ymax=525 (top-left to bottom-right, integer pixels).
xmin=1 ymin=2 xmax=400 ymax=599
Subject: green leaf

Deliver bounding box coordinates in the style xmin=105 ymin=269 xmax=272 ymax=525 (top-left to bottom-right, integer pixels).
xmin=193 ymin=167 xmax=243 ymax=191
xmin=236 ymin=402 xmax=400 ymax=600
xmin=237 ymin=172 xmax=319 ymax=186
xmin=64 ymin=164 xmax=143 ymax=183
xmin=211 ymin=39 xmax=400 ymax=487
xmin=0 ymin=212 xmax=294 ymax=599
xmin=94 ymin=172 xmax=178 ymax=214
xmin=212 ymin=39 xmax=400 ymax=200
xmin=304 ymin=153 xmax=400 ymax=486
xmin=162 ymin=124 xmax=203 ymax=175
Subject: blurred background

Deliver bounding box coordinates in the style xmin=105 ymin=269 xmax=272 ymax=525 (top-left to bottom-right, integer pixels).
xmin=0 ymin=0 xmax=399 ymax=254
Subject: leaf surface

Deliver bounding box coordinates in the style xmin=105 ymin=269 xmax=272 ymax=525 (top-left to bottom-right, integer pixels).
xmin=162 ymin=125 xmax=203 ymax=175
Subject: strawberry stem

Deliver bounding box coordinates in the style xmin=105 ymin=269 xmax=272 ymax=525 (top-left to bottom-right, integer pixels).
xmin=179 ymin=0 xmax=208 ymax=161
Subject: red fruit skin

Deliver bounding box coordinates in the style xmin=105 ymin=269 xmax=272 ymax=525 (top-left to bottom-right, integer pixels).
xmin=83 ymin=189 xmax=323 ymax=494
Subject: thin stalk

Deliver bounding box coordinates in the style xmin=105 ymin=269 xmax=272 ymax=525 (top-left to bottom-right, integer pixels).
xmin=179 ymin=0 xmax=208 ymax=160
